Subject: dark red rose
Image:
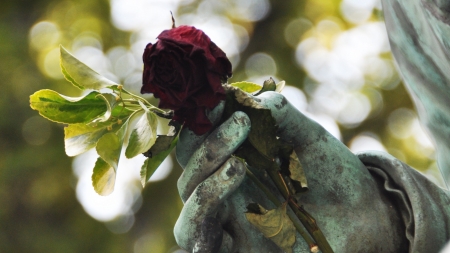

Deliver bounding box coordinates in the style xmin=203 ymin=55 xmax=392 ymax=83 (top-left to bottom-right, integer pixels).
xmin=141 ymin=25 xmax=232 ymax=135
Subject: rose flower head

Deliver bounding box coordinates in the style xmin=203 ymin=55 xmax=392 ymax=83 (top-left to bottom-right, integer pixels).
xmin=141 ymin=25 xmax=232 ymax=135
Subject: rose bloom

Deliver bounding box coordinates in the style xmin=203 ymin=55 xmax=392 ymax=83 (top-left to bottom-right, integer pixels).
xmin=141 ymin=25 xmax=232 ymax=135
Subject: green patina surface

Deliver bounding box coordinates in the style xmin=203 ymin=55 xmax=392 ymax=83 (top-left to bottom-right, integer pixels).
xmin=174 ymin=0 xmax=450 ymax=252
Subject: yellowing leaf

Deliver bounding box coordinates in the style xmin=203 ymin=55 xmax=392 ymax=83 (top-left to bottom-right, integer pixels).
xmin=125 ymin=110 xmax=158 ymax=158
xmin=245 ymin=203 xmax=296 ymax=253
xmin=93 ymin=114 xmax=130 ymax=196
xmin=92 ymin=157 xmax=116 ymax=196
xmin=289 ymin=150 xmax=308 ymax=190
xmin=96 ymin=132 xmax=122 ymax=171
xmin=64 ymin=109 xmax=131 ymax=157
xmin=229 ymin=81 xmax=262 ymax=93
xmin=233 ymin=87 xmax=264 ymax=109
xmin=60 ymin=45 xmax=118 ymax=90
xmin=30 ymin=89 xmax=107 ymax=124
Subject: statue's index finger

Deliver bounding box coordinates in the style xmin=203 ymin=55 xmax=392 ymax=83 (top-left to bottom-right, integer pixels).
xmin=176 ymin=101 xmax=225 ymax=168
xmin=177 ymin=111 xmax=251 ymax=203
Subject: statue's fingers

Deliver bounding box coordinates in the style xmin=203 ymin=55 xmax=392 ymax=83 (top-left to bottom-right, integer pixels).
xmin=176 ymin=101 xmax=225 ymax=168
xmin=177 ymin=111 xmax=250 ymax=203
xmin=192 ymin=217 xmax=222 ymax=253
xmin=257 ymin=91 xmax=324 ymax=145
xmin=174 ymin=157 xmax=246 ymax=251
xmin=193 ymin=217 xmax=233 ymax=253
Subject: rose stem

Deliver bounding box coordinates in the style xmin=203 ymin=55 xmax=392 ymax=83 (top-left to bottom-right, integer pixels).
xmin=264 ymin=168 xmax=334 ymax=253
xmin=245 ymin=168 xmax=316 ymax=249
xmin=289 ymin=199 xmax=334 ymax=253
xmin=122 ymin=99 xmax=173 ymax=118
xmin=119 ymin=87 xmax=167 ymax=113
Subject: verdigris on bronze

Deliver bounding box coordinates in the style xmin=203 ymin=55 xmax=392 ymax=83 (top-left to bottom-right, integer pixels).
xmin=173 ymin=0 xmax=450 ymax=252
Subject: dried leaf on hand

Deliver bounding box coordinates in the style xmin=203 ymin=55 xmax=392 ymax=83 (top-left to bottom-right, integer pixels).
xmin=245 ymin=203 xmax=296 ymax=253
xmin=233 ymin=87 xmax=264 ymax=109
xmin=289 ymin=150 xmax=308 ymax=190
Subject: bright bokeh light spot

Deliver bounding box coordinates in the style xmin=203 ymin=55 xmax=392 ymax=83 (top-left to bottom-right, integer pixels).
xmin=364 ymin=57 xmax=400 ymax=90
xmin=281 ymin=85 xmax=307 ymax=113
xmin=284 ymin=18 xmax=313 ymax=48
xmin=296 ymin=19 xmax=392 ymax=127
xmin=245 ymin=52 xmax=277 ymax=77
xmin=316 ymin=19 xmax=343 ymax=48
xmin=349 ymin=132 xmax=387 ymax=153
xmin=340 ymin=0 xmax=379 ymax=24
xmin=388 ymin=108 xmax=416 ymax=139
xmin=72 ymin=149 xmax=173 ymax=222
xmin=111 ymin=0 xmax=252 ymax=72
xmin=110 ymin=0 xmax=180 ymax=32
xmin=364 ymin=88 xmax=384 ymax=117
xmin=29 ymin=21 xmax=60 ymax=51
xmin=411 ymin=118 xmax=435 ymax=148
xmin=297 ymin=22 xmax=390 ymax=86
xmin=72 ymin=46 xmax=117 ymax=82
xmin=409 ymin=118 xmax=435 ymax=159
xmin=337 ymin=92 xmax=371 ymax=126
xmin=305 ymin=112 xmax=342 ymax=140
xmin=22 ymin=116 xmax=52 ymax=145
xmin=72 ymin=32 xmax=103 ymax=51
xmin=227 ymin=0 xmax=270 ymax=22
xmin=41 ymin=47 xmax=64 ymax=79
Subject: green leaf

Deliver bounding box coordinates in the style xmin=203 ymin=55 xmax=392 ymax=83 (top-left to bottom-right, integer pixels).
xmin=93 ymin=119 xmax=129 ymax=195
xmin=64 ymin=108 xmax=132 ymax=156
xmin=143 ymin=135 xmax=175 ymax=157
xmin=92 ymin=157 xmax=116 ymax=196
xmin=60 ymin=45 xmax=118 ymax=90
xmin=254 ymin=77 xmax=277 ymax=96
xmin=30 ymin=89 xmax=108 ymax=124
xmin=96 ymin=128 xmax=124 ymax=171
xmin=140 ymin=121 xmax=181 ymax=186
xmin=245 ymin=203 xmax=296 ymax=253
xmin=288 ymin=150 xmax=308 ymax=190
xmin=229 ymin=81 xmax=262 ymax=93
xmin=91 ymin=110 xmax=144 ymax=195
xmin=140 ymin=135 xmax=177 ymax=186
xmin=125 ymin=110 xmax=158 ymax=158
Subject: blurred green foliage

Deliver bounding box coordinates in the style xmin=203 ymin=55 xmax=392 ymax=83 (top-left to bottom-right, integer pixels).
xmin=0 ymin=0 xmax=441 ymax=252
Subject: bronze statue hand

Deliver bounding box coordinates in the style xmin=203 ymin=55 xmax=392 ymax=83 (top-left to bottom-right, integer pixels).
xmin=174 ymin=92 xmax=406 ymax=252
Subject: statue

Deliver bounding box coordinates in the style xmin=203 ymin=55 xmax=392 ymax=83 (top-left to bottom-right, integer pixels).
xmin=173 ymin=0 xmax=450 ymax=252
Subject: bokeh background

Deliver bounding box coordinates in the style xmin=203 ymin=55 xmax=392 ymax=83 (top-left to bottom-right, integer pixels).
xmin=0 ymin=0 xmax=445 ymax=252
